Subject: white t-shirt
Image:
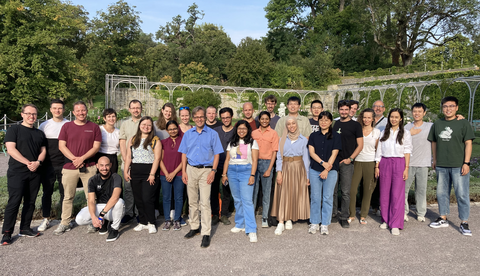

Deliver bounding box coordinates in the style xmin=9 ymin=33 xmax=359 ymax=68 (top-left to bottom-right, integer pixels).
xmin=226 ymin=139 xmax=259 ymax=165
xmin=99 ymin=125 xmax=120 ymax=154
xmin=39 ymin=118 xmax=69 ymax=139
xmin=404 ymin=122 xmax=433 ymax=167
xmin=356 ymin=128 xmax=380 ymax=162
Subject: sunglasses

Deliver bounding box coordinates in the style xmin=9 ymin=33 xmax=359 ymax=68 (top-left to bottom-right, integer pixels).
xmin=179 ymin=106 xmax=190 ymax=111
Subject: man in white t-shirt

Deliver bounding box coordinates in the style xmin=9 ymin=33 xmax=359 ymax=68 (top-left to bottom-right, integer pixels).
xmin=404 ymin=103 xmax=433 ymax=223
xmin=38 ymin=99 xmax=69 ymax=232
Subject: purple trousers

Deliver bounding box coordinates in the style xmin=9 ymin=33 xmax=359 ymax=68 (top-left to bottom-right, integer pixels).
xmin=379 ymin=157 xmax=405 ymax=229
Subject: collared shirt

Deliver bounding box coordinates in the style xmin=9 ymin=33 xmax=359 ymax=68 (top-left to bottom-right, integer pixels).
xmin=308 ymin=130 xmax=342 ymax=172
xmin=275 ymin=115 xmax=312 ymax=138
xmin=375 ymin=128 xmax=413 ymax=162
xmin=276 ymin=135 xmax=310 ymax=179
xmin=374 ymin=116 xmax=387 ymax=132
xmin=255 ymin=113 xmax=280 ymax=130
xmin=252 ymin=126 xmax=279 ymax=160
xmin=178 ymin=126 xmax=224 ymax=166
xmin=119 ymin=117 xmax=140 ymax=146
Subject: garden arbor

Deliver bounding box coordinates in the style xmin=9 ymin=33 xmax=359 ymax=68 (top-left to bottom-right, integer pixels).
xmin=105 ymin=74 xmax=480 ymax=124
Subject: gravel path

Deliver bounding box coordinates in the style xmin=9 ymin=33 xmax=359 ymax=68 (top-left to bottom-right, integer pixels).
xmin=1 ymin=205 xmax=479 ymax=275
xmin=0 ymin=155 xmax=8 ymax=177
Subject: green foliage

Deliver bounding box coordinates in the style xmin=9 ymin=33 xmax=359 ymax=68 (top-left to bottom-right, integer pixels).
xmin=179 ymin=62 xmax=216 ymax=85
xmin=180 ymin=89 xmax=221 ymax=111
xmin=269 ymin=63 xmax=306 ymax=89
xmin=226 ymin=37 xmax=274 ymax=87
xmin=0 ymin=0 xmax=88 ymax=115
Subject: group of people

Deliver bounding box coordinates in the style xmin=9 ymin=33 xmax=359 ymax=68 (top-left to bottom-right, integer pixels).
xmin=1 ymin=94 xmax=474 ymax=247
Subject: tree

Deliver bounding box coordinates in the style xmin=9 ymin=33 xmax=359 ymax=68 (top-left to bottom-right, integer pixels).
xmin=0 ymin=0 xmax=88 ymax=116
xmin=226 ymin=37 xmax=274 ymax=87
xmin=181 ymin=89 xmax=221 ymax=110
xmin=81 ymin=0 xmax=147 ymax=106
xmin=365 ymin=0 xmax=480 ymax=66
xmin=179 ymin=62 xmax=216 ymax=84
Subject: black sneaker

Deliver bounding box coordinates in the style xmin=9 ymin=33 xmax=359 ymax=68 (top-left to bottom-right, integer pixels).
xmin=18 ymin=229 xmax=41 ymax=237
xmin=340 ymin=220 xmax=350 ymax=229
xmin=460 ymin=222 xmax=472 ymax=236
xmin=1 ymin=232 xmax=12 ymax=245
xmin=429 ymin=217 xmax=449 ymax=228
xmin=99 ymin=220 xmax=109 ymax=235
xmin=106 ymin=229 xmax=119 ymax=242
xmin=331 ymin=216 xmax=338 ymax=223
xmin=212 ymin=215 xmax=219 ymax=225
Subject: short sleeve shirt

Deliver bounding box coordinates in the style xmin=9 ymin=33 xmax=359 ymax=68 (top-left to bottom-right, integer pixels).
xmin=5 ymin=125 xmax=47 ymax=173
xmin=119 ymin=117 xmax=140 ymax=146
xmin=332 ymin=119 xmax=363 ymax=160
xmin=227 ymin=140 xmax=259 ymax=165
xmin=309 ymin=118 xmax=319 ymax=133
xmin=428 ymin=119 xmax=475 ymax=167
xmin=308 ymin=131 xmax=342 ymax=172
xmin=214 ymin=126 xmax=235 ymax=169
xmin=58 ymin=121 xmax=102 ymax=169
xmin=99 ymin=126 xmax=120 ymax=155
xmin=405 ymin=122 xmax=433 ymax=167
xmin=160 ymin=136 xmax=183 ymax=176
xmin=88 ymin=173 xmax=122 ymax=204
xmin=252 ymin=127 xmax=279 ymax=160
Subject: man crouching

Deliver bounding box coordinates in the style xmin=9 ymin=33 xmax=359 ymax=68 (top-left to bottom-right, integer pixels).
xmin=75 ymin=156 xmax=125 ymax=242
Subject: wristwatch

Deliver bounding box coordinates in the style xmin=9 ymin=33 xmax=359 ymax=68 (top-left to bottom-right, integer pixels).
xmin=37 ymin=160 xmax=43 ymax=166
xmin=320 ymin=160 xmax=324 ymax=165
xmin=211 ymin=168 xmax=217 ymax=173
xmin=349 ymin=157 xmax=354 ymax=162
xmin=464 ymin=162 xmax=471 ymax=166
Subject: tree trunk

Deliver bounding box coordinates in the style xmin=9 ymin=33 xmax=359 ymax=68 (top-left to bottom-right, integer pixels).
xmin=402 ymin=53 xmax=413 ymax=66
xmin=391 ymin=48 xmax=401 ymax=66
xmin=339 ymin=0 xmax=345 ymax=12
xmin=87 ymin=98 xmax=94 ymax=109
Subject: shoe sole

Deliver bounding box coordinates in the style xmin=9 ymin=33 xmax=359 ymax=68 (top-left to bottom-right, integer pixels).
xmin=462 ymin=232 xmax=472 ymax=236
xmin=231 ymin=229 xmax=245 ymax=233
xmin=106 ymin=236 xmax=119 ymax=242
xmin=184 ymin=232 xmax=200 ymax=239
xmin=99 ymin=231 xmax=108 ymax=235
xmin=1 ymin=240 xmax=12 ymax=245
xmin=429 ymin=224 xmax=449 ymax=228
xmin=173 ymin=228 xmax=181 ymax=231
xmin=18 ymin=232 xmax=40 ymax=238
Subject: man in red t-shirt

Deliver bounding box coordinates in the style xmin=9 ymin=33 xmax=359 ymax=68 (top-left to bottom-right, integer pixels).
xmin=243 ymin=102 xmax=258 ymax=130
xmin=54 ymin=101 xmax=101 ymax=235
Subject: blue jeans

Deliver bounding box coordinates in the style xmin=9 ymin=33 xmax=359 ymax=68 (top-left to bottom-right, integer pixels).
xmin=253 ymin=159 xmax=274 ymax=219
xmin=160 ymin=175 xmax=184 ymax=221
xmin=309 ymin=168 xmax=338 ymax=226
xmin=228 ymin=164 xmax=257 ymax=233
xmin=436 ymin=167 xmax=470 ymax=221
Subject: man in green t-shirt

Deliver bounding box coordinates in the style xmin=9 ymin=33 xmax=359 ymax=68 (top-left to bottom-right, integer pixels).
xmin=427 ymin=96 xmax=474 ymax=236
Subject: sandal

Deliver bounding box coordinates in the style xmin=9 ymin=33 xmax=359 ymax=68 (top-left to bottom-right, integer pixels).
xmin=360 ymin=218 xmax=367 ymax=225
xmin=347 ymin=217 xmax=355 ymax=223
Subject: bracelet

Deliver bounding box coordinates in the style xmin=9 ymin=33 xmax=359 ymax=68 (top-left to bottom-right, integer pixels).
xmin=149 ymin=173 xmax=154 ymax=176
xmin=222 ymin=174 xmax=226 ymax=177
xmin=250 ymin=174 xmax=255 ymax=177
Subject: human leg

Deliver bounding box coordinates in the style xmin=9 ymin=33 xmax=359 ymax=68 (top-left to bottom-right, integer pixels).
xmin=19 ymin=172 xmax=41 ymax=231
xmin=451 ymin=167 xmax=470 ymax=221
xmin=259 ymin=160 xmax=274 ymax=220
xmin=172 ymin=176 xmax=184 ymax=221
xmin=60 ymin=168 xmax=80 ymax=226
xmin=309 ymin=168 xmax=322 ymax=225
xmin=414 ymin=167 xmax=428 ymax=218
xmin=387 ymin=158 xmax=405 ymax=230
xmin=40 ymin=165 xmax=55 ymax=218
xmin=404 ymin=166 xmax=415 ymax=215
xmin=75 ymin=206 xmax=93 ymax=226
xmin=79 ymin=166 xmax=97 ymax=199
xmin=379 ymin=158 xmax=393 ymax=226
xmin=187 ymin=165 xmax=201 ymax=230
xmin=198 ymin=168 xmax=212 ymax=236
xmin=435 ymin=167 xmax=452 ymax=218
xmin=349 ymin=162 xmax=363 ymax=218
xmin=360 ymin=162 xmax=376 ymax=219
xmin=321 ymin=170 xmax=338 ymax=226
xmin=160 ymin=175 xmax=173 ymax=220
xmin=106 ymin=199 xmax=125 ymax=230
xmin=237 ymin=164 xmax=256 ymax=234
xmin=2 ymin=172 xmax=28 ymax=233
xmin=339 ymin=163 xmax=354 ymax=221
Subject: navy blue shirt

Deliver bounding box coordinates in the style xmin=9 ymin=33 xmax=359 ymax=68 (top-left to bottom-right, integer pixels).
xmin=308 ymin=130 xmax=342 ymax=172
xmin=178 ymin=125 xmax=224 ymax=166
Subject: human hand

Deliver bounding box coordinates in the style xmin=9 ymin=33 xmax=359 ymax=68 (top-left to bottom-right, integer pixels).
xmin=147 ymin=175 xmax=155 ymax=185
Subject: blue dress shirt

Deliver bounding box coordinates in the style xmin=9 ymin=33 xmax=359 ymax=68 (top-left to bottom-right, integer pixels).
xmin=178 ymin=126 xmax=224 ymax=166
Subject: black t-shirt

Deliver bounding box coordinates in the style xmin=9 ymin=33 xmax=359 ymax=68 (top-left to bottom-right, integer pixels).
xmin=46 ymin=139 xmax=65 ymax=167
xmin=206 ymin=120 xmax=223 ymax=129
xmin=309 ymin=118 xmax=319 ymax=133
xmin=213 ymin=125 xmax=235 ymax=169
xmin=5 ymin=124 xmax=47 ymax=173
xmin=308 ymin=131 xmax=342 ymax=172
xmin=332 ymin=119 xmax=362 ymax=161
xmin=88 ymin=173 xmax=122 ymax=204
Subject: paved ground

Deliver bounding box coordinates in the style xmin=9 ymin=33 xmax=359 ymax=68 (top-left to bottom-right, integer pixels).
xmin=0 ymin=155 xmax=8 ymax=177
xmin=1 ymin=205 xmax=479 ymax=275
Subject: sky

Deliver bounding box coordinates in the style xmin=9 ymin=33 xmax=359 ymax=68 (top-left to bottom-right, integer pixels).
xmin=76 ymin=0 xmax=270 ymax=45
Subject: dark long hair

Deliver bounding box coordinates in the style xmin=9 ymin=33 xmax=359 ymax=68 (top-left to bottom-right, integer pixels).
xmin=133 ymin=116 xmax=155 ymax=150
xmin=357 ymin=108 xmax=375 ymax=128
xmin=318 ymin=111 xmax=333 ymax=139
xmin=380 ymin=108 xmax=405 ymax=145
xmin=156 ymin=103 xmax=178 ymax=130
xmin=230 ymin=120 xmax=254 ymax=147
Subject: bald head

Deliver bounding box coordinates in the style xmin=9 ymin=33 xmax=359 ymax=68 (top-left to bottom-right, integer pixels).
xmin=243 ymin=102 xmax=254 ymax=120
xmin=96 ymin=156 xmax=112 ymax=177
xmin=373 ymin=100 xmax=385 ymax=118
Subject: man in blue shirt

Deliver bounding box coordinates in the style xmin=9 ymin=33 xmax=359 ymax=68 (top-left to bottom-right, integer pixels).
xmin=179 ymin=106 xmax=223 ymax=248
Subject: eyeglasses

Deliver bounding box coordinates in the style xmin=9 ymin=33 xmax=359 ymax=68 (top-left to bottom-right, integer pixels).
xmin=23 ymin=113 xmax=37 ymax=117
xmin=193 ymin=116 xmax=204 ymax=120
xmin=179 ymin=106 xmax=190 ymax=111
xmin=311 ymin=107 xmax=323 ymax=110
xmin=442 ymin=105 xmax=457 ymax=109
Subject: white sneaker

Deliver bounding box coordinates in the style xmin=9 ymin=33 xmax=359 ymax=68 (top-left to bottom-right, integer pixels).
xmin=391 ymin=228 xmax=400 ymax=235
xmin=320 ymin=225 xmax=329 ymax=235
xmin=376 ymin=209 xmax=381 ymax=217
xmin=308 ymin=224 xmax=319 ymax=234
xmin=275 ymin=223 xmax=285 ymax=235
xmin=249 ymin=233 xmax=258 ymax=243
xmin=37 ymin=218 xmax=49 ymax=232
xmin=404 ymin=214 xmax=409 ymax=222
xmin=379 ymin=222 xmax=388 ymax=229
xmin=134 ymin=224 xmax=147 ymax=232
xmin=148 ymin=223 xmax=157 ymax=234
xmin=230 ymin=227 xmax=245 ymax=233
xmin=417 ymin=216 xmax=425 ymax=222
xmin=285 ymin=220 xmax=293 ymax=230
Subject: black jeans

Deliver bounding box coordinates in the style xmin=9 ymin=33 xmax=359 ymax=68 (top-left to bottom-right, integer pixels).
xmin=131 ymin=164 xmax=159 ymax=225
xmin=332 ymin=163 xmax=354 ymax=220
xmin=2 ymin=170 xmax=41 ymax=233
xmin=40 ymin=164 xmax=64 ymax=218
